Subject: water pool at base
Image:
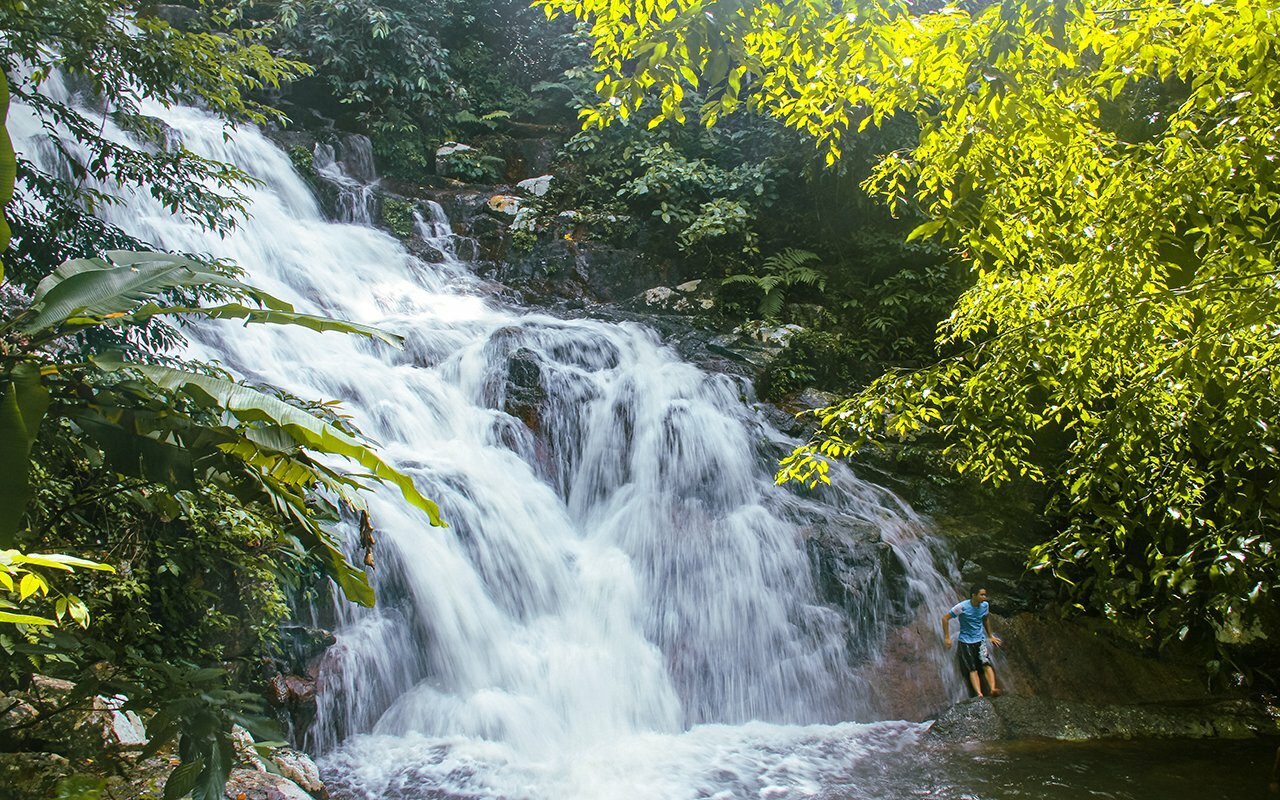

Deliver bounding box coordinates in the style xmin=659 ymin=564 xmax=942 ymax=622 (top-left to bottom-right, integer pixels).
xmin=319 ymin=723 xmax=1277 ymax=800
xmin=827 ymin=734 xmax=1278 ymax=800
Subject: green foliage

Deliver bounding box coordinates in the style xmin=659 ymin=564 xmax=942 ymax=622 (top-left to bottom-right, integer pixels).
xmin=274 ymin=0 xmax=458 ymax=123
xmin=0 ymin=71 xmax=15 ymax=281
xmin=722 ymin=249 xmax=826 ymax=319
xmin=509 ymin=229 xmax=537 ymax=254
xmin=287 ymin=145 xmax=315 ymax=174
xmin=0 ymin=550 xmax=112 ymax=628
xmin=618 ymin=141 xmax=769 ymax=253
xmin=55 ymin=775 xmax=108 ymax=800
xmin=761 ymin=329 xmax=860 ymax=401
xmin=551 ymin=0 xmax=1280 ymax=666
xmin=94 ymin=660 xmax=283 ymax=800
xmin=0 ymin=1 xmax=444 ymax=794
xmin=274 ymin=0 xmax=574 ymax=180
xmin=2 ymin=251 xmax=442 ymax=600
xmin=380 ymin=197 xmax=418 ymax=241
xmin=0 ymin=251 xmax=443 ymax=794
xmin=435 ymin=143 xmax=505 ymax=183
xmin=1 ymin=0 xmax=310 ymax=287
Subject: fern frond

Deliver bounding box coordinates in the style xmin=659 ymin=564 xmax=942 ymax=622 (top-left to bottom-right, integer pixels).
xmin=762 ymin=248 xmax=819 ymax=274
xmin=784 ymin=266 xmax=827 ymax=290
xmin=759 ymin=289 xmax=786 ymax=319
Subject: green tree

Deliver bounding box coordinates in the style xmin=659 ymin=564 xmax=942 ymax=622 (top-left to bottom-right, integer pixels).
xmin=541 ymin=0 xmax=1280 ymax=668
xmin=0 ymin=2 xmax=445 ymax=795
xmin=1 ymin=0 xmax=309 ymax=286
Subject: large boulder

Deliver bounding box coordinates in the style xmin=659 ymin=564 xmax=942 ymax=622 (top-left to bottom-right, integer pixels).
xmin=929 ymin=695 xmax=1280 ymax=742
xmin=225 ymin=769 xmax=316 ymax=800
xmin=983 ymin=613 xmax=1214 ymax=704
xmin=802 ymin=516 xmax=916 ymax=662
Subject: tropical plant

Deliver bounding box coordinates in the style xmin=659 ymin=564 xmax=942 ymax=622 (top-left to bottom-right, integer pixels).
xmin=0 ymin=550 xmax=113 ymax=628
xmin=542 ymin=0 xmax=1280 ymax=668
xmin=2 ymin=251 xmax=442 ymax=591
xmin=0 ymin=251 xmax=444 ymax=796
xmin=722 ymin=248 xmax=825 ymax=318
xmin=1 ymin=2 xmax=446 ymax=796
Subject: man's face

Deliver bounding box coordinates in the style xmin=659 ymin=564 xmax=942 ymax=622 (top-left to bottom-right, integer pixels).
xmin=972 ymin=588 xmax=988 ymax=603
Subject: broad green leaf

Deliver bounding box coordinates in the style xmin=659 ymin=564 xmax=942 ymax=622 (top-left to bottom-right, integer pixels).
xmin=0 ymin=363 xmax=50 ymax=546
xmin=0 ymin=71 xmax=14 ymax=281
xmin=906 ymin=219 xmax=945 ymax=242
xmin=18 ymin=572 xmax=43 ymax=600
xmin=127 ymin=303 xmax=405 ymax=348
xmin=22 ymin=256 xmax=280 ymax=334
xmin=190 ymin=731 xmax=234 ymax=800
xmin=18 ymin=553 xmax=114 ymax=572
xmin=70 ymin=411 xmax=199 ymax=491
xmin=163 ymin=757 xmax=205 ymax=800
xmin=0 ymin=610 xmax=56 ymax=626
xmin=101 ymin=358 xmax=445 ymax=528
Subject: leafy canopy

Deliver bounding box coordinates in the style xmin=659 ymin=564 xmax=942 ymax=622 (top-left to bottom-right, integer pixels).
xmin=0 ymin=0 xmax=310 ymax=286
xmin=541 ymin=0 xmax=1280 ymax=661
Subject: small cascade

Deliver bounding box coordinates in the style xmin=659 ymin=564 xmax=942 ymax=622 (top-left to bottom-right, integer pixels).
xmin=11 ymin=78 xmax=971 ymax=800
xmin=313 ymin=137 xmax=380 ymax=224
xmin=412 ymin=200 xmax=463 ymax=262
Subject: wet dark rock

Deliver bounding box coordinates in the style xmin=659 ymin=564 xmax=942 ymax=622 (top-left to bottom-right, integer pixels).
xmin=754 ymin=389 xmax=836 ymax=439
xmin=269 ymin=673 xmax=319 ymax=735
xmin=928 ymin=695 xmax=1280 ymax=742
xmin=988 ymin=613 xmax=1214 ymax=704
xmin=803 ymin=516 xmax=916 ymax=662
xmin=153 ymin=4 xmax=201 ymax=28
xmin=275 ymin=674 xmax=318 ymax=705
xmin=280 ymin=625 xmax=337 ymax=675
xmin=504 ymin=347 xmax=548 ymax=433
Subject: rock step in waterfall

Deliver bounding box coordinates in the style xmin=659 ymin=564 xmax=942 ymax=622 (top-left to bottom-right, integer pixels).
xmin=13 ymin=77 xmax=966 ymax=800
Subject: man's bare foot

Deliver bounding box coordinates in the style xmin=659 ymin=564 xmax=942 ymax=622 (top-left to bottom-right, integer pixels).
xmin=989 ymin=689 xmax=1003 ymax=697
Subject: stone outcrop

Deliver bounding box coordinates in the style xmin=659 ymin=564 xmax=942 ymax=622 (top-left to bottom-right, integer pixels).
xmin=929 ymin=695 xmax=1280 ymax=742
xmin=225 ymin=769 xmax=317 ymax=800
xmin=803 ymin=516 xmax=915 ymax=663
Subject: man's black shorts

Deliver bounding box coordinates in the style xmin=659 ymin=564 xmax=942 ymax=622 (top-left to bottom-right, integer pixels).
xmin=957 ymin=640 xmax=991 ymax=673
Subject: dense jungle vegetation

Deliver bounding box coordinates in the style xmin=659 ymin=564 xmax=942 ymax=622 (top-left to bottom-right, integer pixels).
xmin=1 ymin=0 xmax=1278 ymax=795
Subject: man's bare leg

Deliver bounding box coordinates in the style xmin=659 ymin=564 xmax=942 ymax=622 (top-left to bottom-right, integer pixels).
xmin=968 ymin=670 xmax=983 ymax=697
xmin=983 ymin=664 xmax=1001 ymax=696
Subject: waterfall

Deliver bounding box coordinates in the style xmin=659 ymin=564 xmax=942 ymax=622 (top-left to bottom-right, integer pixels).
xmin=11 ymin=82 xmax=969 ymax=800
xmin=314 ymin=135 xmax=381 ymax=225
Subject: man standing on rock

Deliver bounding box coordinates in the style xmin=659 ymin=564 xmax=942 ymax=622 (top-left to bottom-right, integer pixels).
xmin=941 ymin=585 xmax=1003 ymax=698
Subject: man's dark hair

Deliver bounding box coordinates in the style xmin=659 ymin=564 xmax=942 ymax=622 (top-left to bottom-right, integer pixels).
xmin=969 ymin=585 xmax=987 ymax=599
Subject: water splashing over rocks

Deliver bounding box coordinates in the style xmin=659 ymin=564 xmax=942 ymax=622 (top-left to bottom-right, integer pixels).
xmin=11 ymin=82 xmax=969 ymax=800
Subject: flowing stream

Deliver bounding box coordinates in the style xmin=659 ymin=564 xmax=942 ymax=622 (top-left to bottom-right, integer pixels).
xmin=10 ymin=82 xmax=992 ymax=799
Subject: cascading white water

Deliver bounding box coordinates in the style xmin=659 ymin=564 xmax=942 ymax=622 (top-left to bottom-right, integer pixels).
xmin=314 ymin=135 xmax=380 ymax=225
xmin=12 ymin=80 xmax=970 ymax=800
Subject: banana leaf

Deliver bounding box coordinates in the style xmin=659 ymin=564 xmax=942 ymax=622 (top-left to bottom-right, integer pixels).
xmin=22 ymin=255 xmax=286 ymax=334
xmin=127 ymin=302 xmax=405 ymax=348
xmin=0 ymin=364 xmax=50 ymax=546
xmin=97 ymin=357 xmax=445 ymax=528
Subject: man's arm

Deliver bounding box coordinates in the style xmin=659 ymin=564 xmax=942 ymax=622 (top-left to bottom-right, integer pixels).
xmin=941 ymin=613 xmax=952 ymax=648
xmin=984 ymin=615 xmax=1003 ymax=647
